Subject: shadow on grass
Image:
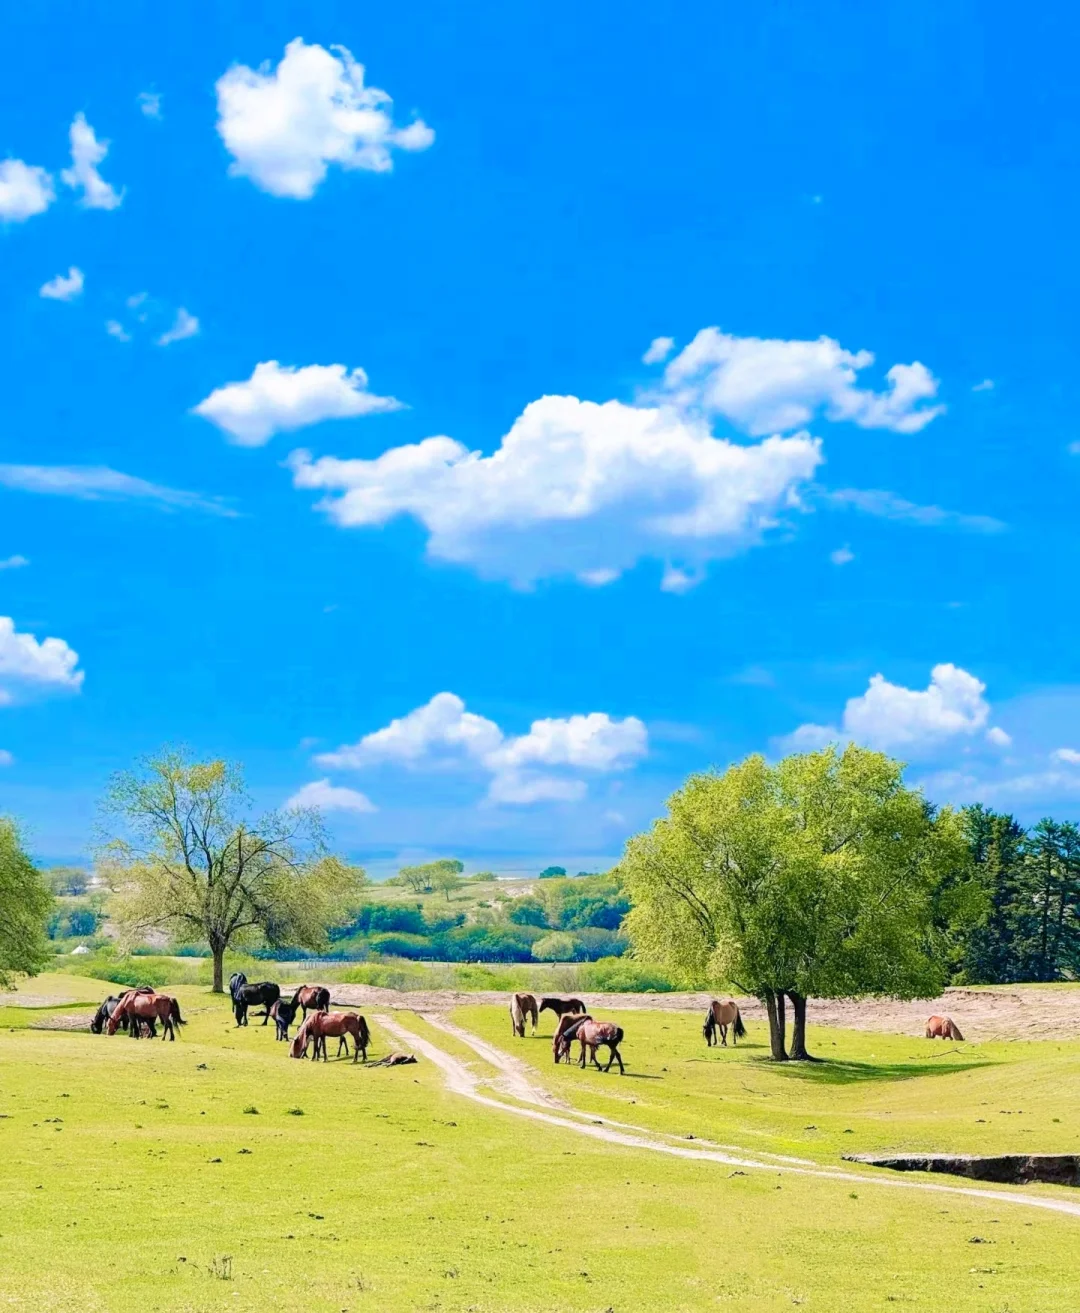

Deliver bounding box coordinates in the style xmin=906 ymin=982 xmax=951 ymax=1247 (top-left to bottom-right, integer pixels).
xmin=766 ymin=1055 xmax=996 ymax=1085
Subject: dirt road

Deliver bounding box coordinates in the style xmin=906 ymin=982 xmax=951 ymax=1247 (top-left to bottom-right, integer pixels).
xmin=331 ymin=983 xmax=1080 ymax=1042
xmin=375 ymin=1012 xmax=1080 ymax=1220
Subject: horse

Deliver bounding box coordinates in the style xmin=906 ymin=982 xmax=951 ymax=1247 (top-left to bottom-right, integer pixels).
xmin=290 ymin=1011 xmax=370 ymax=1063
xmin=270 ymin=997 xmax=299 ymax=1041
xmin=90 ymin=995 xmax=130 ymax=1035
xmin=574 ymin=1019 xmax=625 ymax=1073
xmin=703 ymin=999 xmax=746 ymax=1047
xmin=106 ymin=989 xmax=186 ymax=1041
xmin=510 ymin=992 xmax=539 ymax=1038
xmin=229 ymin=972 xmax=281 ymax=1027
xmin=291 ymin=985 xmax=331 ymax=1018
xmin=926 ymin=1014 xmax=964 ymax=1041
xmin=552 ymin=1012 xmax=591 ymax=1063
xmin=538 ymin=996 xmax=586 ymax=1023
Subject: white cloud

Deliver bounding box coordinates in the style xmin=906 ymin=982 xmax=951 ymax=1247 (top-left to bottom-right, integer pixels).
xmin=289 ymin=394 xmax=822 ymax=588
xmin=194 ymin=360 xmax=401 ymax=446
xmin=285 ymin=778 xmax=376 ymax=813
xmin=61 ymin=113 xmax=123 ymax=210
xmin=830 ymin=545 xmax=854 ymax=566
xmin=1052 ymin=747 xmax=1080 ymax=764
xmin=659 ymin=328 xmax=944 ymax=435
xmin=788 ymin=664 xmax=996 ymax=755
xmin=0 ymin=159 xmax=54 ymax=221
xmin=215 ymin=38 xmax=434 ymax=199
xmin=972 ymin=378 xmax=994 ymax=392
xmin=0 ymin=464 xmax=236 ymax=516
xmin=40 ymin=267 xmax=84 ymax=301
xmin=0 ymin=750 xmax=12 ymax=767
xmin=828 ymin=488 xmax=1004 ymax=534
xmin=105 ymin=320 xmax=131 ymax=342
xmin=0 ymin=555 xmax=29 ymax=571
xmin=156 ymin=308 xmax=199 ymax=347
xmin=0 ymin=616 xmax=83 ymax=702
xmin=642 ymin=336 xmax=675 ymax=365
xmin=986 ymin=726 xmax=1012 ymax=748
xmin=137 ymin=91 xmax=162 ymax=120
xmin=314 ymin=691 xmax=648 ymax=806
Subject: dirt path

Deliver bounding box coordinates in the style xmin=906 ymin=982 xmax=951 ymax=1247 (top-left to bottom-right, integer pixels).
xmin=333 ymin=984 xmax=1080 ymax=1042
xmin=375 ymin=1012 xmax=1080 ymax=1221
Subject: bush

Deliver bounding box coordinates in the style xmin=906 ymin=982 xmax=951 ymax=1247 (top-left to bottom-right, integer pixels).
xmin=578 ymin=957 xmax=677 ymax=993
xmin=531 ymin=931 xmax=577 ymax=962
xmin=507 ymin=896 xmax=548 ymax=928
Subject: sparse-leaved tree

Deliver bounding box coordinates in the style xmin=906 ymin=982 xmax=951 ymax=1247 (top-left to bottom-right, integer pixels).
xmin=99 ymin=750 xmax=367 ymax=991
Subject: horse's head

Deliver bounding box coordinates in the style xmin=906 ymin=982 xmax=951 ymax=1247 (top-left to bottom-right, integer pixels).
xmin=289 ymin=1022 xmax=309 ymax=1059
xmin=229 ymin=972 xmax=246 ymax=999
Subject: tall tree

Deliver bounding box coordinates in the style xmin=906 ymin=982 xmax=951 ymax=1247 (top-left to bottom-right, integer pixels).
xmin=958 ymin=805 xmax=1028 ymax=983
xmin=100 ymin=750 xmax=366 ymax=991
xmin=620 ymin=746 xmax=966 ymax=1060
xmin=0 ymin=818 xmax=53 ymax=986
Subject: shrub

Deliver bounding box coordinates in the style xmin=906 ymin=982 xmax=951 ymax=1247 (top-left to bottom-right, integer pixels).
xmin=531 ymin=931 xmax=578 ymax=962
xmin=579 ymin=957 xmax=676 ymax=993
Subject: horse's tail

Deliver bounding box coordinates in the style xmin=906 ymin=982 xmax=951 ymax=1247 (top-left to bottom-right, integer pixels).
xmin=357 ymin=1014 xmax=370 ymax=1051
xmin=733 ymin=1007 xmax=746 ymax=1040
xmin=317 ymin=987 xmax=330 ymax=1011
xmin=613 ymin=1027 xmax=624 ymax=1046
xmin=290 ymin=987 xmax=302 ymax=1008
xmin=170 ymin=998 xmax=186 ymax=1026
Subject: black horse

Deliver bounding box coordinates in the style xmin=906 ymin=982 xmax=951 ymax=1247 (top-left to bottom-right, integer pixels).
xmin=90 ymin=989 xmax=157 ymax=1037
xmin=90 ymin=995 xmax=128 ymax=1035
xmin=270 ymin=996 xmax=299 ymax=1041
xmin=229 ymin=971 xmax=280 ymax=1026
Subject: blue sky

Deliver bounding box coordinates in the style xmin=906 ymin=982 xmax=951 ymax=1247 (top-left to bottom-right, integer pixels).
xmin=3 ymin=2 xmax=1080 ymax=872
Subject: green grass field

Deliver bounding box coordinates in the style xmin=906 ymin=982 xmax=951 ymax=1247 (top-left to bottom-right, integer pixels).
xmin=1 ymin=975 xmax=1079 ymax=1311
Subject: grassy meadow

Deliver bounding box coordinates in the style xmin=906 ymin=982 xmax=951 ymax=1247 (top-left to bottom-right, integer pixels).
xmin=1 ymin=975 xmax=1079 ymax=1311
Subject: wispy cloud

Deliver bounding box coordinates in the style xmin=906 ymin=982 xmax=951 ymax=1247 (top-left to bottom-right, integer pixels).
xmin=156 ymin=308 xmax=199 ymax=347
xmin=972 ymin=378 xmax=994 ymax=392
xmin=105 ymin=319 xmax=131 ymax=342
xmin=826 ymin=487 xmax=1005 ymax=534
xmin=40 ymin=267 xmax=84 ymax=301
xmin=137 ymin=91 xmax=162 ymax=120
xmin=0 ymin=465 xmax=237 ymax=517
xmin=0 ymin=555 xmax=29 ymax=571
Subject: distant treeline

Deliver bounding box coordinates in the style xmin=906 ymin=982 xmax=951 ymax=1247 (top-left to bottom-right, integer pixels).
xmin=317 ymin=873 xmax=631 ymax=964
xmin=949 ymin=806 xmax=1080 ymax=984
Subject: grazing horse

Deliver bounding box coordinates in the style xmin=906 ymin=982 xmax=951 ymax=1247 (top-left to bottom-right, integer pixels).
xmin=703 ymin=999 xmax=746 ymax=1047
xmin=574 ymin=1019 xmax=625 ymax=1073
xmin=290 ymin=1011 xmax=370 ymax=1063
xmin=510 ymin=992 xmax=539 ymax=1038
xmin=291 ymin=984 xmax=331 ymax=1018
xmin=926 ymin=1014 xmax=964 ymax=1041
xmin=229 ymin=972 xmax=281 ymax=1027
xmin=552 ymin=1012 xmax=591 ymax=1063
xmin=90 ymin=995 xmax=130 ymax=1035
xmin=270 ymin=997 xmax=299 ymax=1041
xmin=538 ymin=996 xmax=587 ymax=1024
xmin=106 ymin=989 xmax=186 ymax=1041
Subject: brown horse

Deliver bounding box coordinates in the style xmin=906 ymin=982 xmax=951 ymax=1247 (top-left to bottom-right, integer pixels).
xmin=291 ymin=984 xmax=331 ymax=1018
xmin=106 ymin=989 xmax=186 ymax=1041
xmin=510 ymin=992 xmax=539 ymax=1038
xmin=538 ymin=996 xmax=586 ymax=1023
xmin=703 ymin=999 xmax=746 ymax=1047
xmin=574 ymin=1019 xmax=624 ymax=1073
xmin=552 ymin=1012 xmax=591 ymax=1063
xmin=290 ymin=1011 xmax=370 ymax=1063
xmin=926 ymin=1014 xmax=964 ymax=1040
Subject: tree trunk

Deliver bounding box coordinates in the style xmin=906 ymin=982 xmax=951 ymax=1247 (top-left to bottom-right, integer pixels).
xmin=763 ymin=988 xmax=788 ymax=1061
xmin=211 ymin=944 xmax=225 ymax=994
xmin=788 ymin=990 xmax=813 ymax=1060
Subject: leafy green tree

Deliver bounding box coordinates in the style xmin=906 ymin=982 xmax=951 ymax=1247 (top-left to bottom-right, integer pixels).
xmin=0 ymin=819 xmax=53 ymax=985
xmin=43 ymin=865 xmax=91 ymax=896
xmin=531 ymin=931 xmax=577 ymax=962
xmin=539 ymin=865 xmax=566 ymax=879
xmin=1017 ymin=819 xmax=1080 ymax=981
xmin=99 ymin=750 xmax=366 ymax=992
xmin=958 ymin=805 xmax=1028 ymax=982
xmin=397 ymin=858 xmax=463 ymax=896
xmin=507 ymin=894 xmax=549 ymax=927
xmin=620 ymin=746 xmax=965 ymax=1060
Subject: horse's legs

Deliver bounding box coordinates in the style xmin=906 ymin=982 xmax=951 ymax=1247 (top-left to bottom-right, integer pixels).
xmin=720 ymin=1023 xmax=728 ymax=1047
xmin=612 ymin=1045 xmax=624 ymax=1074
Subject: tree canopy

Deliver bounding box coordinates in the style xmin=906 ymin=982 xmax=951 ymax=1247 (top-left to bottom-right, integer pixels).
xmin=0 ymin=818 xmax=53 ymax=986
xmin=619 ymin=745 xmax=971 ymax=1059
xmin=99 ymin=750 xmax=366 ymax=991
xmin=394 ymin=858 xmax=464 ymax=896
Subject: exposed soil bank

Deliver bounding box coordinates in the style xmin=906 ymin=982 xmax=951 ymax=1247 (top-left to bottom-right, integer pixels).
xmin=845 ymin=1154 xmax=1080 ymax=1187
